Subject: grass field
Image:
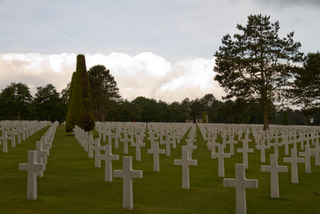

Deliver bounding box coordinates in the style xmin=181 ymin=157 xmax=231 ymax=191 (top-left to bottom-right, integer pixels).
xmin=0 ymin=125 xmax=319 ymax=213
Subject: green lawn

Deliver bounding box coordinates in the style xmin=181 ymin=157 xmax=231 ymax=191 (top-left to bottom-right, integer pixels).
xmin=0 ymin=125 xmax=319 ymax=213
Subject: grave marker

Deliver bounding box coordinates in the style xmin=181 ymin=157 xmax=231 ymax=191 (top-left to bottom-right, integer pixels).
xmin=113 ymin=156 xmax=143 ymax=210
xmin=19 ymin=151 xmax=46 ymax=200
xmin=299 ymin=144 xmax=312 ymax=173
xmin=261 ymin=154 xmax=287 ymax=198
xmin=0 ymin=131 xmax=11 ymax=153
xmin=283 ymin=148 xmax=305 ymax=184
xmin=98 ymin=145 xmax=119 ymax=182
xmin=224 ymin=164 xmax=258 ymax=214
xmin=174 ymin=149 xmax=197 ymax=189
xmin=211 ymin=144 xmax=231 ymax=177
xmin=147 ymin=140 xmax=165 ymax=172
xmin=237 ymin=137 xmax=254 ymax=169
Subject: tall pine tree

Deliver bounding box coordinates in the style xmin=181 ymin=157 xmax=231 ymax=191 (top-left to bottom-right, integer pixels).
xmin=214 ymin=14 xmax=303 ymax=130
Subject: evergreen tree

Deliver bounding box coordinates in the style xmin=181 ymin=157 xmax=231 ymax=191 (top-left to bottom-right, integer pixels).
xmin=66 ymin=55 xmax=95 ymax=132
xmin=214 ymin=14 xmax=303 ymax=130
xmin=202 ymin=111 xmax=207 ymax=123
xmin=65 ymin=72 xmax=76 ymax=132
xmin=282 ymin=110 xmax=290 ymax=125
xmin=88 ymin=65 xmax=120 ymax=122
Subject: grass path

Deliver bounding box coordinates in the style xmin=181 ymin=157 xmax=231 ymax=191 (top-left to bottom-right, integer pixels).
xmin=0 ymin=125 xmax=319 ymax=213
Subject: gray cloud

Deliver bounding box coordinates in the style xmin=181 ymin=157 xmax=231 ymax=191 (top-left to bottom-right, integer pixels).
xmin=251 ymin=0 xmax=320 ymax=8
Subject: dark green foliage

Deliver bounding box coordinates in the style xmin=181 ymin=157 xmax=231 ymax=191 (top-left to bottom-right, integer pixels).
xmin=202 ymin=111 xmax=207 ymax=123
xmin=34 ymin=84 xmax=64 ymax=121
xmin=88 ymin=65 xmax=120 ymax=122
xmin=0 ymin=82 xmax=33 ymax=120
xmin=290 ymin=51 xmax=320 ymax=112
xmin=65 ymin=72 xmax=76 ymax=132
xmin=65 ymin=54 xmax=95 ymax=132
xmin=214 ymin=14 xmax=303 ymax=130
xmin=282 ymin=110 xmax=290 ymax=125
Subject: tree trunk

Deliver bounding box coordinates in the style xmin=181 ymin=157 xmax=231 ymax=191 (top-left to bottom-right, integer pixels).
xmin=262 ymin=105 xmax=269 ymax=130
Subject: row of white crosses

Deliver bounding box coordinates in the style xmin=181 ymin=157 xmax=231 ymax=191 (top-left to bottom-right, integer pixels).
xmin=74 ymin=122 xmax=193 ymax=209
xmin=0 ymin=121 xmax=49 ymax=153
xmin=73 ymin=125 xmax=143 ymax=210
xmin=18 ymin=121 xmax=59 ymax=200
xmin=198 ymin=123 xmax=320 ymax=214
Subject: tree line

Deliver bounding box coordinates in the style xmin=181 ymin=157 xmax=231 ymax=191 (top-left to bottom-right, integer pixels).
xmin=0 ymin=80 xmax=319 ymax=126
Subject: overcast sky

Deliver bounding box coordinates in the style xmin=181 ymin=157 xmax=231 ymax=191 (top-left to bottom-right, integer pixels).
xmin=0 ymin=0 xmax=319 ymax=103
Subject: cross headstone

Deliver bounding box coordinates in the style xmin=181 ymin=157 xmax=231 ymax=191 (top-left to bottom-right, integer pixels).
xmin=174 ymin=149 xmax=197 ymax=189
xmin=113 ymin=156 xmax=143 ymax=210
xmin=97 ymin=145 xmax=119 ymax=182
xmin=211 ymin=144 xmax=231 ymax=177
xmin=224 ymin=164 xmax=258 ymax=214
xmin=255 ymin=138 xmax=269 ymax=163
xmin=120 ymin=133 xmax=132 ymax=154
xmin=19 ymin=151 xmax=46 ymax=200
xmin=147 ymin=140 xmax=165 ymax=172
xmin=36 ymin=141 xmax=49 ymax=177
xmin=132 ymin=135 xmax=145 ymax=161
xmin=160 ymin=135 xmax=174 ymax=157
xmin=237 ymin=137 xmax=254 ymax=169
xmin=283 ymin=148 xmax=305 ymax=184
xmin=0 ymin=131 xmax=11 ymax=153
xmin=7 ymin=129 xmax=16 ymax=148
xmin=112 ymin=129 xmax=122 ymax=149
xmin=182 ymin=138 xmax=197 ymax=158
xmin=299 ymin=144 xmax=312 ymax=173
xmin=311 ymin=139 xmax=320 ymax=166
xmin=83 ymin=134 xmax=95 ymax=153
xmin=261 ymin=154 xmax=287 ymax=198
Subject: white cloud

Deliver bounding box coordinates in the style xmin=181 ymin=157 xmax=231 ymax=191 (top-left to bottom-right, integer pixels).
xmin=0 ymin=52 xmax=224 ymax=103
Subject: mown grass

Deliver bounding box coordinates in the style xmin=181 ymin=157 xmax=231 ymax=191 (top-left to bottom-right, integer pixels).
xmin=0 ymin=125 xmax=319 ymax=213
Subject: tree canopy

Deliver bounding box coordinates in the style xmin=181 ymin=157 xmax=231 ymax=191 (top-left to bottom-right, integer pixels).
xmin=88 ymin=65 xmax=120 ymax=122
xmin=0 ymin=82 xmax=33 ymax=120
xmin=290 ymin=51 xmax=320 ymax=112
xmin=214 ymin=14 xmax=303 ymax=130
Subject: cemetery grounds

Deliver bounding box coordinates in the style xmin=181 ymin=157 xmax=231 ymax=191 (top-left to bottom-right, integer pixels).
xmin=0 ymin=123 xmax=319 ymax=214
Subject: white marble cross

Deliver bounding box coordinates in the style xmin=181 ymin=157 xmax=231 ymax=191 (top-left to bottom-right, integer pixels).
xmin=174 ymin=149 xmax=197 ymax=189
xmin=7 ymin=129 xmax=16 ymax=148
xmin=311 ymin=139 xmax=320 ymax=166
xmin=132 ymin=135 xmax=145 ymax=161
xmin=255 ymin=138 xmax=269 ymax=163
xmin=160 ymin=135 xmax=174 ymax=157
xmin=224 ymin=164 xmax=258 ymax=214
xmin=120 ymin=133 xmax=132 ymax=154
xmin=19 ymin=151 xmax=46 ymax=200
xmin=211 ymin=144 xmax=231 ymax=177
xmin=299 ymin=144 xmax=312 ymax=173
xmin=237 ymin=138 xmax=254 ymax=169
xmin=89 ymin=139 xmax=104 ymax=167
xmin=207 ymin=137 xmax=218 ymax=154
xmin=261 ymin=154 xmax=287 ymax=198
xmin=147 ymin=140 xmax=165 ymax=171
xmin=113 ymin=156 xmax=143 ymax=210
xmin=0 ymin=131 xmax=11 ymax=153
xmin=281 ymin=135 xmax=291 ymax=156
xmin=182 ymin=138 xmax=197 ymax=158
xmin=112 ymin=130 xmax=121 ymax=149
xmin=98 ymin=145 xmax=119 ymax=182
xmin=283 ymin=148 xmax=305 ymax=184
xmin=36 ymin=141 xmax=49 ymax=177
xmin=83 ymin=134 xmax=95 ymax=152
